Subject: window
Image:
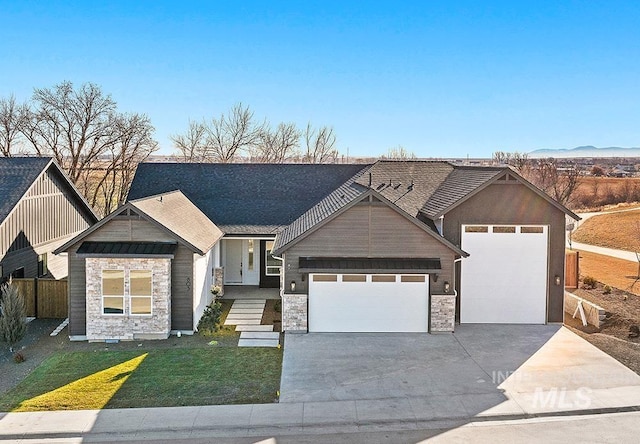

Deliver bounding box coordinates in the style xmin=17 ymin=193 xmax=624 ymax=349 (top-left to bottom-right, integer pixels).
xmin=372 ymin=275 xmax=396 ymax=283
xmin=37 ymin=253 xmax=48 ymax=277
xmin=401 ymin=275 xmax=426 ymax=283
xmin=102 ymin=270 xmax=124 ymax=314
xmin=465 ymin=226 xmax=488 ymax=233
xmin=313 ymin=274 xmax=338 ymax=282
xmin=521 ymin=226 xmax=544 ymax=234
xmin=493 ymin=226 xmax=516 ymax=233
xmin=248 ymin=240 xmax=254 ymax=271
xmin=130 ymin=270 xmax=152 ymax=315
xmin=265 ymin=241 xmax=281 ymax=276
xmin=342 ymin=274 xmax=366 ymax=282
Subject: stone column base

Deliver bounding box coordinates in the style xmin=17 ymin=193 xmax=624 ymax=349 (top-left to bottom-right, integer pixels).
xmin=431 ymin=293 xmax=456 ymax=332
xmin=282 ymin=293 xmax=308 ymax=332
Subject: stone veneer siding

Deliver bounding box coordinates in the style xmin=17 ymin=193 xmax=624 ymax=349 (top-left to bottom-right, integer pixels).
xmin=214 ymin=267 xmax=224 ymax=297
xmin=430 ymin=294 xmax=456 ymax=332
xmin=86 ymin=257 xmax=172 ymax=341
xmin=282 ymin=293 xmax=307 ymax=332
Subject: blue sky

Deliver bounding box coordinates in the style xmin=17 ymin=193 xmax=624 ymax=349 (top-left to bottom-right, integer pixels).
xmin=1 ymin=1 xmax=639 ymax=158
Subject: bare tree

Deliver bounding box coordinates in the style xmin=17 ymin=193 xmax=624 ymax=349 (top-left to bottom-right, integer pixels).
xmin=85 ymin=113 xmax=157 ymax=215
xmin=170 ymin=119 xmax=207 ymax=162
xmin=525 ymin=158 xmax=580 ymax=205
xmin=250 ymin=122 xmax=300 ymax=163
xmin=0 ymin=95 xmax=28 ymax=157
xmin=2 ymin=81 xmax=157 ymax=216
xmin=303 ymin=123 xmax=338 ymax=163
xmin=20 ymin=81 xmax=117 ymax=184
xmin=204 ymin=103 xmax=265 ymax=162
xmin=384 ymin=145 xmax=416 ymax=160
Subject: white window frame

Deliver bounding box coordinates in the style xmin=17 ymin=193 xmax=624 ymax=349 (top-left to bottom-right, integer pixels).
xmin=265 ymin=241 xmax=281 ymax=276
xmin=102 ymin=269 xmax=125 ymax=316
xmin=129 ymin=269 xmax=153 ymax=316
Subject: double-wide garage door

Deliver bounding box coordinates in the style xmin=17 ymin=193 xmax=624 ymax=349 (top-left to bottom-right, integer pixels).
xmin=461 ymin=225 xmax=548 ymax=324
xmin=308 ymin=273 xmax=429 ymax=332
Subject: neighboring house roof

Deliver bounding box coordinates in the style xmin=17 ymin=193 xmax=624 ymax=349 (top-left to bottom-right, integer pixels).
xmin=127 ymin=163 xmax=367 ymax=234
xmin=0 ymin=156 xmax=99 ymax=227
xmin=55 ymin=190 xmax=223 ymax=256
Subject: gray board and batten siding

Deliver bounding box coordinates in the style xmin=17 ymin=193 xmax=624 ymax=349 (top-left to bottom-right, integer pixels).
xmin=282 ymin=199 xmax=458 ymax=295
xmin=0 ymin=158 xmax=97 ymax=279
xmin=66 ymin=216 xmax=194 ymax=337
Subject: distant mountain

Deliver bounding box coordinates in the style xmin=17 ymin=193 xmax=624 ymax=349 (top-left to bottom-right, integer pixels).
xmin=529 ymin=146 xmax=640 ymax=158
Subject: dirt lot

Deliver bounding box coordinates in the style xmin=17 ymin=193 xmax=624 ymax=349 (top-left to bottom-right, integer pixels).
xmin=572 ymin=209 xmax=640 ymax=252
xmin=565 ymin=250 xmax=640 ymax=374
xmin=576 ymin=250 xmax=640 ymax=295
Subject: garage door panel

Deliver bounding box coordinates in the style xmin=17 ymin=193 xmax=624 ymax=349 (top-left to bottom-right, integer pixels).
xmin=309 ymin=274 xmax=429 ymax=333
xmin=461 ymin=226 xmax=547 ymax=324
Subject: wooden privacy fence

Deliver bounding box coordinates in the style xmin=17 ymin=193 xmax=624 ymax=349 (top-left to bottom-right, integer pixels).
xmin=565 ymin=250 xmax=579 ymax=289
xmin=10 ymin=278 xmax=68 ymax=318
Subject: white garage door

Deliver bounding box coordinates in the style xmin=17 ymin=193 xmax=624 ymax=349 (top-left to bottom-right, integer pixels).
xmin=461 ymin=225 xmax=548 ymax=324
xmin=308 ymin=274 xmax=429 ymax=332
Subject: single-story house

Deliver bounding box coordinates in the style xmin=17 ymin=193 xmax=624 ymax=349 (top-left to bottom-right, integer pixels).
xmin=1 ymin=157 xmax=98 ymax=281
xmin=56 ymin=161 xmax=578 ymax=341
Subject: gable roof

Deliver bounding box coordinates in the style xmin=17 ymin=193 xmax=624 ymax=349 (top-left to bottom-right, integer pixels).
xmin=55 ymin=190 xmax=222 ymax=255
xmin=130 ymin=190 xmax=223 ymax=253
xmin=273 ymin=187 xmax=468 ymax=257
xmin=273 ymin=160 xmax=579 ymax=253
xmin=0 ymin=156 xmax=98 ymax=226
xmin=127 ymin=163 xmax=367 ymax=234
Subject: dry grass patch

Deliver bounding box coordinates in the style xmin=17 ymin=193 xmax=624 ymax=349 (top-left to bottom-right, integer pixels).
xmin=573 ymin=210 xmax=640 ymax=252
xmin=577 ymin=250 xmax=640 ymax=295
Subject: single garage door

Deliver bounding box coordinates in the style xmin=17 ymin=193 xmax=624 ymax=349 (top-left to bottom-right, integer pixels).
xmin=461 ymin=225 xmax=548 ymax=324
xmin=308 ymin=273 xmax=429 ymax=332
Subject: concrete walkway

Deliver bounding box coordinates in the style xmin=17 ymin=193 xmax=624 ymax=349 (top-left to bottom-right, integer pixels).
xmin=569 ymin=241 xmax=639 ymax=262
xmin=225 ymin=299 xmax=280 ymax=347
xmin=567 ymin=207 xmax=640 ymax=262
xmin=1 ymin=328 xmax=640 ymax=441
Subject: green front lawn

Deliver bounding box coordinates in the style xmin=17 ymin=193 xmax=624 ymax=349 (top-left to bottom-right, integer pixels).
xmin=0 ymin=347 xmax=282 ymax=411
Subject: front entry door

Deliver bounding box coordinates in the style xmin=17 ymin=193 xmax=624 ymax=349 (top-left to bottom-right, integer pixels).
xmin=225 ymin=240 xmax=243 ymax=284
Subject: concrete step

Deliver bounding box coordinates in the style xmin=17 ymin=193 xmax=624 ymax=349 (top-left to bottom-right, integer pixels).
xmin=224 ymin=318 xmax=261 ymax=325
xmin=226 ymin=313 xmax=263 ymax=320
xmin=240 ymin=331 xmax=280 ymax=340
xmin=235 ymin=325 xmax=274 ymax=332
xmin=231 ymin=300 xmax=266 ymax=305
xmin=238 ymin=339 xmax=280 ymax=347
xmin=228 ymin=308 xmax=264 ymax=314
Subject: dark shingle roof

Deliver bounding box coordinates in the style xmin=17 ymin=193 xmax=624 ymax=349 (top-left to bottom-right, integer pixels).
xmin=274 ymin=161 xmax=460 ymax=252
xmin=353 ymin=161 xmax=454 ymax=217
xmin=273 ymin=161 xmax=509 ymax=254
xmin=127 ymin=163 xmax=367 ymax=232
xmin=0 ymin=157 xmax=52 ymax=224
xmin=77 ymin=241 xmax=178 ymax=256
xmin=421 ymin=166 xmax=505 ymax=218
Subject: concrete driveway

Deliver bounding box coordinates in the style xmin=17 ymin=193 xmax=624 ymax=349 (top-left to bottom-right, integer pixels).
xmin=280 ymin=325 xmax=640 ymax=415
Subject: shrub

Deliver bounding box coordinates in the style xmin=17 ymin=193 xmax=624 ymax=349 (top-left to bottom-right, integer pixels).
xmin=13 ymin=351 xmax=25 ymax=363
xmin=197 ymin=301 xmax=223 ymax=336
xmin=0 ymin=283 xmax=27 ymax=352
xmin=603 ymin=285 xmax=612 ymax=295
xmin=582 ymin=276 xmax=597 ymax=290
